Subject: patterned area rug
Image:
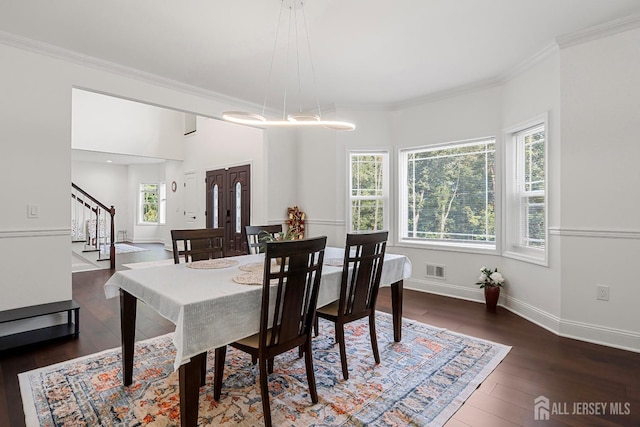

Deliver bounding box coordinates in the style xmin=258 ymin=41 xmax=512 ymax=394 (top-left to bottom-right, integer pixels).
xmin=100 ymin=243 xmax=150 ymax=254
xmin=19 ymin=313 xmax=510 ymax=426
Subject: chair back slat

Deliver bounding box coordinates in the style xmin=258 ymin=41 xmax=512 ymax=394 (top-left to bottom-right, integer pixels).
xmin=340 ymin=231 xmax=388 ymax=318
xmin=245 ymin=224 xmax=283 ymax=254
xmin=171 ymin=228 xmax=225 ymax=263
xmin=261 ymin=237 xmax=326 ymax=354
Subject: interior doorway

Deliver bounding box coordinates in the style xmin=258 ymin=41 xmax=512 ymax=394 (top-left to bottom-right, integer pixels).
xmin=206 ymin=165 xmax=250 ymax=256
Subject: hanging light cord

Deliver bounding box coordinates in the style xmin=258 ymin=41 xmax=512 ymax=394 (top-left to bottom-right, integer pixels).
xmin=262 ymin=1 xmax=286 ymax=118
xmin=222 ymin=0 xmax=355 ymax=130
xmin=300 ymin=2 xmax=322 ymax=119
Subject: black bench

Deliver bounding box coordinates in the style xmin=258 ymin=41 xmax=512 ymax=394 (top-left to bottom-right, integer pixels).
xmin=0 ymin=300 xmax=80 ymax=351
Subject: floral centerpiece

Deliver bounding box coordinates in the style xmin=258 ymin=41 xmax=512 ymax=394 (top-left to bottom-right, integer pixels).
xmin=476 ymin=267 xmax=505 ymax=288
xmin=259 ymin=227 xmax=298 ymax=243
xmin=259 ymin=228 xmax=298 ymax=265
xmin=476 ymin=267 xmax=505 ymax=312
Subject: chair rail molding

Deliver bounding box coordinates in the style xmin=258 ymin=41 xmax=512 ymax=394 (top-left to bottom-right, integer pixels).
xmin=550 ymin=226 xmax=640 ymax=240
xmin=0 ymin=227 xmax=70 ymax=239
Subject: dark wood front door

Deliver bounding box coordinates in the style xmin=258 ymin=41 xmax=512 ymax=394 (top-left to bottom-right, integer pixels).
xmin=206 ymin=165 xmax=250 ymax=256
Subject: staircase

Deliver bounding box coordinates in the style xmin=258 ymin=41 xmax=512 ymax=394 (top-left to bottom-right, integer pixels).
xmin=71 ymin=183 xmax=116 ymax=270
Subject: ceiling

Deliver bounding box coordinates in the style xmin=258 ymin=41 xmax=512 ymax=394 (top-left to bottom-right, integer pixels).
xmin=1 ymin=0 xmax=640 ymax=113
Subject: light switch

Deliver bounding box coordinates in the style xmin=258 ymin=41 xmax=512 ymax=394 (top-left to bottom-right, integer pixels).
xmin=28 ymin=204 xmax=39 ymax=218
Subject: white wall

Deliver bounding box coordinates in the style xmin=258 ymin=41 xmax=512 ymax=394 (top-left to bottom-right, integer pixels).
xmin=72 ymin=89 xmax=185 ymax=160
xmin=264 ymin=127 xmax=299 ymax=226
xmin=559 ymin=27 xmax=640 ymax=349
xmin=0 ymin=44 xmax=74 ymax=315
xmin=500 ymin=52 xmax=563 ymax=327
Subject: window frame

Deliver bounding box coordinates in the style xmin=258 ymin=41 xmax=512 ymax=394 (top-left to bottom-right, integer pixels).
xmin=503 ymin=114 xmax=548 ymax=265
xmin=347 ymin=150 xmax=390 ymax=234
xmin=397 ymin=137 xmax=498 ymax=252
xmin=138 ymin=182 xmax=166 ymax=225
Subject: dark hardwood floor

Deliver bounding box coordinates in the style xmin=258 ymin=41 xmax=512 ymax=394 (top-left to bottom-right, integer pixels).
xmin=1 ymin=244 xmax=639 ymax=426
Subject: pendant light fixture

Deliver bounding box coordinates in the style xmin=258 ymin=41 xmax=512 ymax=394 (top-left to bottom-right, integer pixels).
xmin=222 ymin=0 xmax=355 ymax=131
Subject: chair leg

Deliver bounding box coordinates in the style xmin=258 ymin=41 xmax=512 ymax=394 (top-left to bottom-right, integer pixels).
xmin=369 ymin=313 xmax=380 ymax=364
xmin=251 ymin=354 xmax=257 ymax=365
xmin=213 ymin=346 xmax=227 ymax=401
xmin=336 ymin=322 xmax=349 ymax=380
xmin=303 ymin=338 xmax=319 ymax=403
xmin=258 ymin=357 xmax=273 ymax=427
xmin=267 ymin=357 xmax=274 ymax=374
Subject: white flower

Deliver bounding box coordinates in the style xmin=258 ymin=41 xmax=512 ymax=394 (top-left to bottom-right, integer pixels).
xmin=490 ymin=272 xmax=504 ymax=283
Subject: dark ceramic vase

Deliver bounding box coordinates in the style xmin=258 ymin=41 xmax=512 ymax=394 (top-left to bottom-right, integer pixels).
xmin=484 ymin=286 xmax=500 ymax=312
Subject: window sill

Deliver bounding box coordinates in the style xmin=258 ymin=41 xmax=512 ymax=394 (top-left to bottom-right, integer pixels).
xmin=502 ymin=249 xmax=548 ymax=267
xmin=396 ymin=239 xmax=498 ymax=255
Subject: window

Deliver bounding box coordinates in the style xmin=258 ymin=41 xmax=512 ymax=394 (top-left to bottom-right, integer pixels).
xmin=139 ymin=183 xmax=166 ymax=224
xmin=505 ymin=120 xmax=547 ymax=263
xmin=399 ymin=138 xmax=496 ymax=248
xmin=349 ymin=151 xmax=389 ymax=232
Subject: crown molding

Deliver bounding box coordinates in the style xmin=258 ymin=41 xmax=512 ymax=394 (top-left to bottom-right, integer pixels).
xmin=556 ymin=13 xmax=640 ymax=48
xmin=389 ymin=77 xmax=503 ymax=111
xmin=499 ymin=42 xmax=559 ymax=82
xmin=0 ymin=30 xmax=264 ymax=115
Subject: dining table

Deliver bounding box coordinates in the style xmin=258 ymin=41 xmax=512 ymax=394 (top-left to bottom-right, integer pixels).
xmin=104 ymin=246 xmax=412 ymax=427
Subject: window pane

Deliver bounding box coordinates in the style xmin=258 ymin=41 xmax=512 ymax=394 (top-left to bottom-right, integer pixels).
xmin=526 ymin=196 xmax=545 ymax=248
xmin=351 ymin=199 xmax=384 ymax=231
xmin=235 ymin=182 xmax=241 ymax=234
xmin=213 ymin=184 xmax=219 ymax=228
xmin=403 ymin=139 xmax=495 ymax=243
xmin=349 ymin=152 xmax=388 ymax=233
xmin=351 ymin=155 xmax=383 ymax=197
xmin=140 ymin=184 xmax=159 ymax=223
xmin=524 ymin=131 xmax=545 ymax=192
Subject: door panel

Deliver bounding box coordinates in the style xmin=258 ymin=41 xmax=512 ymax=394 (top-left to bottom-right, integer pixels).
xmin=184 ymin=172 xmax=198 ymax=227
xmin=206 ymin=165 xmax=250 ymax=256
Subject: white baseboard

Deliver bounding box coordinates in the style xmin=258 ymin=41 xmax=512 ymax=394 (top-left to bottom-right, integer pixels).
xmin=404 ymin=278 xmax=640 ymax=353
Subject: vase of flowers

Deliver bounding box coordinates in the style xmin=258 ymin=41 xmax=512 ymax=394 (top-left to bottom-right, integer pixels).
xmin=476 ymin=267 xmax=505 ymax=312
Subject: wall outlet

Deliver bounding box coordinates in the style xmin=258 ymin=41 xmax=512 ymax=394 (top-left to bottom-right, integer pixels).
xmin=596 ymin=284 xmax=609 ymax=301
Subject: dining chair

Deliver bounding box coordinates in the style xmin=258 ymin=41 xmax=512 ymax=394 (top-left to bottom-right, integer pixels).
xmin=315 ymin=231 xmax=388 ymax=380
xmin=245 ymin=224 xmax=283 ymax=254
xmin=213 ymin=236 xmax=327 ymax=427
xmin=171 ymin=228 xmax=225 ymax=263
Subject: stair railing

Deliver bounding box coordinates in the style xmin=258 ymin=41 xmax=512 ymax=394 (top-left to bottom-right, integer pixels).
xmin=71 ymin=183 xmax=116 ymax=270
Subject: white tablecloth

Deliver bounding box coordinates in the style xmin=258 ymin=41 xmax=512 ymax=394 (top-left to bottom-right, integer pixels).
xmin=104 ymin=247 xmax=412 ymax=370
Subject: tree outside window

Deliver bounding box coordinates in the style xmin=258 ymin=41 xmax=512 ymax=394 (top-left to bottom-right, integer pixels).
xmin=400 ymin=138 xmax=496 ymax=247
xmin=349 ymin=152 xmax=388 ymax=232
xmin=139 ymin=183 xmax=166 ymax=224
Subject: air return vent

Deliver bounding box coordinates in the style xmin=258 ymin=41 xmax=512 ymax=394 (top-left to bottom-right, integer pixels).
xmin=425 ymin=263 xmax=445 ymax=279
